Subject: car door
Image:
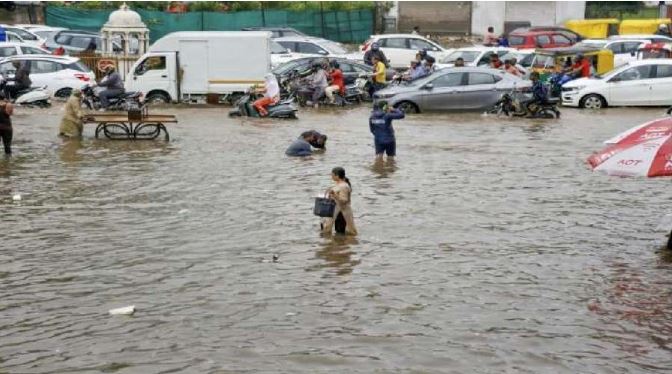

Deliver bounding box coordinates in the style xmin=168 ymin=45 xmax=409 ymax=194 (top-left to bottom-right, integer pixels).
xmin=649 ymin=64 xmax=672 ymax=105
xmin=461 ymin=72 xmax=503 ymax=110
xmin=129 ymin=55 xmax=172 ymax=95
xmin=421 ymin=72 xmax=466 ymax=111
xmin=535 ymin=35 xmax=552 ymax=48
xmin=379 ymin=37 xmax=409 ymax=69
xmin=607 ymin=65 xmax=654 ymax=105
xmin=0 ymin=46 xmax=18 ymax=58
xmin=551 ymin=34 xmax=573 ymax=48
xmin=27 ymin=59 xmax=59 ymax=88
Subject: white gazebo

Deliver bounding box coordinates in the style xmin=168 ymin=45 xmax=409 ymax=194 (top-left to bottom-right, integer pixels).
xmin=100 ymin=3 xmax=149 ymax=56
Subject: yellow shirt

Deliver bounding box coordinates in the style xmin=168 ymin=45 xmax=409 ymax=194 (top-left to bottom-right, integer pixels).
xmin=374 ymin=61 xmax=386 ymax=84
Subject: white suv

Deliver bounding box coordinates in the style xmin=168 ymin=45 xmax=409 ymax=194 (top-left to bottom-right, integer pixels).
xmin=0 ymin=55 xmax=95 ymax=97
xmin=360 ymin=34 xmax=452 ymax=69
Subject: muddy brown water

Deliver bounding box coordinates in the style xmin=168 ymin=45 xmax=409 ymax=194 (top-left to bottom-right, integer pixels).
xmin=1 ymin=104 xmax=671 ymax=373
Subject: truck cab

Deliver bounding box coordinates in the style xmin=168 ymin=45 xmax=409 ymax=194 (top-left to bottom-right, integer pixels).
xmin=126 ymin=52 xmax=178 ymax=104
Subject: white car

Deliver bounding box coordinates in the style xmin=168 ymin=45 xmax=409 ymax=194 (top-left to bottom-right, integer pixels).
xmin=0 ymin=55 xmax=95 ymax=98
xmin=609 ymin=34 xmax=672 ymax=44
xmin=360 ymin=34 xmax=451 ymax=69
xmin=0 ymin=42 xmax=50 ymax=58
xmin=436 ymin=46 xmax=516 ymax=69
xmin=275 ymin=36 xmax=354 ymax=60
xmin=577 ymin=38 xmax=650 ymax=67
xmin=21 ymin=26 xmax=67 ymax=45
xmin=1 ymin=25 xmax=45 ymax=47
xmin=270 ymin=40 xmax=302 ymax=69
xmin=562 ymin=60 xmax=672 ymax=109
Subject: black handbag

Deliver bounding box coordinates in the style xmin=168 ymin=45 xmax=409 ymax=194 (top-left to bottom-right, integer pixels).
xmin=313 ymin=190 xmax=336 ymax=218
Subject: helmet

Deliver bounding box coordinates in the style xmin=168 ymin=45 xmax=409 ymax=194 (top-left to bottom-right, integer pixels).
xmin=425 ymin=56 xmax=435 ymax=64
xmin=330 ymin=61 xmax=340 ymax=69
xmin=576 ymin=53 xmax=584 ymax=59
xmin=660 ymin=23 xmax=667 ymax=29
xmin=371 ymin=42 xmax=379 ymax=50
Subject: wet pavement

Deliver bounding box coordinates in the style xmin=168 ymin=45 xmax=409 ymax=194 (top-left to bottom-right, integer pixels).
xmin=1 ymin=104 xmax=671 ymax=373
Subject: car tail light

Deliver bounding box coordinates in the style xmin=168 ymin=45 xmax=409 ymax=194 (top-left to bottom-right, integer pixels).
xmin=74 ymin=73 xmax=90 ymax=82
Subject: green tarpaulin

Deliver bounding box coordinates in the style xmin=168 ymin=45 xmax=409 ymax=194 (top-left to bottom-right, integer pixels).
xmin=45 ymin=6 xmax=373 ymax=44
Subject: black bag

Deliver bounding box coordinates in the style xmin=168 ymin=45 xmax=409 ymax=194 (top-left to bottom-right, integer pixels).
xmin=313 ymin=191 xmax=336 ymax=217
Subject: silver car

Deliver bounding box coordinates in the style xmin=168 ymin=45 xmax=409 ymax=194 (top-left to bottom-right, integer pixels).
xmin=373 ymin=67 xmax=532 ymax=113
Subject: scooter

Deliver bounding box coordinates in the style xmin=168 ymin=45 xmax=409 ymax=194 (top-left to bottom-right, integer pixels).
xmin=489 ymin=89 xmax=561 ymax=119
xmin=80 ymin=83 xmax=143 ymax=111
xmin=228 ymin=93 xmax=298 ymax=119
xmin=0 ymin=75 xmax=51 ymax=107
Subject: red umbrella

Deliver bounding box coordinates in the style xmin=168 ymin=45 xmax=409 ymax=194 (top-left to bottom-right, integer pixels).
xmin=588 ymin=117 xmax=672 ymax=177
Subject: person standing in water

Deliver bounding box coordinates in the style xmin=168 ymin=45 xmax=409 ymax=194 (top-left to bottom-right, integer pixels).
xmin=0 ymin=99 xmax=14 ymax=155
xmin=321 ymin=167 xmax=357 ymax=235
xmin=369 ymin=100 xmax=405 ymax=161
xmin=59 ymin=89 xmax=84 ymax=138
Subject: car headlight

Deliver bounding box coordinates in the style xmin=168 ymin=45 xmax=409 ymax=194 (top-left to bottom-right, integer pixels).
xmin=562 ymin=86 xmax=585 ymax=92
xmin=375 ymin=93 xmax=396 ymax=99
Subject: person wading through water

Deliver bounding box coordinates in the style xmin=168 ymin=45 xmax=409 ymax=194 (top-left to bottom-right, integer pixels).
xmin=321 ymin=167 xmax=357 ymax=235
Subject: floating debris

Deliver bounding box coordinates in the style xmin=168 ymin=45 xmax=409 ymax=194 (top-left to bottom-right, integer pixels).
xmin=109 ymin=305 xmax=135 ymax=316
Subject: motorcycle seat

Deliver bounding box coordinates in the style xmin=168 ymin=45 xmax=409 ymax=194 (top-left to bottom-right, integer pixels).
xmin=120 ymin=91 xmax=141 ymax=98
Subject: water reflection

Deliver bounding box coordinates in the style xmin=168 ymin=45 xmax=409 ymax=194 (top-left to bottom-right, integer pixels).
xmin=313 ymin=235 xmax=360 ymax=277
xmin=370 ymin=158 xmax=397 ymax=178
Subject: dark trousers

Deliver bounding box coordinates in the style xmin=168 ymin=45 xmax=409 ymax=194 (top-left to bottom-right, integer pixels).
xmin=0 ymin=127 xmax=12 ymax=154
xmin=99 ymin=88 xmax=124 ymax=108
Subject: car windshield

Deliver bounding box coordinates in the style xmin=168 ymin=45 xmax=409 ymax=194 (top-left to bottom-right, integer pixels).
xmin=270 ymin=41 xmax=288 ymax=54
xmin=576 ymin=41 xmax=606 ymax=49
xmin=321 ymin=41 xmax=348 ymax=55
xmin=7 ymin=27 xmax=36 ymax=40
xmin=442 ymin=50 xmax=479 ymax=63
xmin=273 ymin=59 xmax=310 ymax=75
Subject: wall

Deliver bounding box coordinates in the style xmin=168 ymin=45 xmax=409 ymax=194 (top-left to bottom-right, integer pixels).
xmin=471 ymin=1 xmax=506 ymax=36
xmin=471 ymin=1 xmax=585 ymax=36
xmin=397 ymin=1 xmax=471 ymax=35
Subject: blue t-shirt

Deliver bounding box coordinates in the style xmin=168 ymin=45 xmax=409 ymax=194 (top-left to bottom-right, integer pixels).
xmin=369 ymin=109 xmax=405 ymax=144
xmin=285 ymin=138 xmax=312 ymax=157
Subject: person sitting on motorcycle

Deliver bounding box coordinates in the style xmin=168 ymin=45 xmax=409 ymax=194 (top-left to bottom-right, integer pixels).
xmin=503 ymin=59 xmax=522 ymax=77
xmin=454 ymin=57 xmax=465 ymax=67
xmin=4 ymin=61 xmax=31 ymax=100
xmin=368 ymin=55 xmax=387 ymax=97
xmin=509 ymin=57 xmax=527 ymax=76
xmin=566 ymin=53 xmax=591 ymax=79
xmin=364 ymin=42 xmax=388 ymax=67
xmin=325 ymin=61 xmax=345 ymax=104
xmin=253 ymin=73 xmax=280 ymax=117
xmin=308 ymin=62 xmax=328 ymax=108
xmin=97 ymin=65 xmax=124 ymax=110
xmin=409 ymin=60 xmax=428 ymax=80
xmin=523 ymin=72 xmax=548 ymax=114
xmin=490 ymin=54 xmax=503 ymax=69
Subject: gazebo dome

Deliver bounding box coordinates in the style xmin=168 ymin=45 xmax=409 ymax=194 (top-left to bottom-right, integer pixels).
xmin=104 ymin=3 xmax=144 ymax=28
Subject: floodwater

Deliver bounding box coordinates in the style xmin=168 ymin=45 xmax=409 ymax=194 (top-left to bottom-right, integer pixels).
xmin=1 ymin=104 xmax=671 ymax=373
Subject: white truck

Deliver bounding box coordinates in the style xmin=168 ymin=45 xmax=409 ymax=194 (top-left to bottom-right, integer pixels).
xmin=125 ymin=31 xmax=272 ymax=104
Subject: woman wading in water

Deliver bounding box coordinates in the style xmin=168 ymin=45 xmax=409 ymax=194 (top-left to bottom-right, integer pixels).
xmin=321 ymin=167 xmax=357 ymax=236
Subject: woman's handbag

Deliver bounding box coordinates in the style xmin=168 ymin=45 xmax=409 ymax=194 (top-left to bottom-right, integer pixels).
xmin=313 ymin=190 xmax=336 ymax=218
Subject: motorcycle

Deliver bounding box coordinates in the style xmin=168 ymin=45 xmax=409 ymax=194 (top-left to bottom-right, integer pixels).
xmin=489 ymin=89 xmax=561 ymax=119
xmin=228 ymin=92 xmax=297 ymax=119
xmin=284 ymin=74 xmax=365 ymax=107
xmin=80 ymin=84 xmax=143 ymax=111
xmin=0 ymin=75 xmax=51 ymax=107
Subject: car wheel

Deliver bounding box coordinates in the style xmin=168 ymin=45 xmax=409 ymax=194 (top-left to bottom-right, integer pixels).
xmin=396 ymin=101 xmax=419 ymax=114
xmin=145 ymin=91 xmax=170 ymax=105
xmin=580 ymin=94 xmax=606 ymax=109
xmin=55 ymin=87 xmax=72 ymax=98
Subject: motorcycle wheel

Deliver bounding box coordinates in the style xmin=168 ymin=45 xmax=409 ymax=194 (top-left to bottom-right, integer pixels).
xmin=229 ymin=109 xmax=241 ymax=117
xmin=537 ymin=108 xmax=557 ymax=119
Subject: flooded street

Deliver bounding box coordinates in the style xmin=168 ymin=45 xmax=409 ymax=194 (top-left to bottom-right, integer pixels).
xmin=1 ymin=104 xmax=671 ymax=373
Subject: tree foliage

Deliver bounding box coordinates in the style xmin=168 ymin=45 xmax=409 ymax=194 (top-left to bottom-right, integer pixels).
xmin=51 ymin=1 xmax=374 ymax=12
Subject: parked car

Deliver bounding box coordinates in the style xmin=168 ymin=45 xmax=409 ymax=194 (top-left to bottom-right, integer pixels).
xmin=0 ymin=55 xmax=95 ymax=97
xmin=275 ymin=36 xmax=354 ymax=60
xmin=241 ymin=27 xmax=307 ymax=38
xmin=372 ymin=67 xmax=531 ymax=113
xmin=270 ymin=40 xmax=302 ymax=68
xmin=508 ymin=28 xmax=576 ymax=49
xmin=575 ymin=38 xmax=648 ymax=68
xmin=360 ymin=34 xmax=452 ymax=69
xmin=436 ymin=46 xmax=516 ymax=69
xmin=22 ymin=26 xmax=67 ymax=44
xmin=0 ymin=24 xmax=45 ymax=47
xmin=0 ymin=42 xmax=50 ymax=58
xmin=510 ymin=26 xmax=584 ymax=43
xmin=273 ymin=56 xmax=396 ymax=85
xmin=561 ymin=60 xmax=672 ymax=109
xmin=44 ymin=30 xmax=121 ymax=54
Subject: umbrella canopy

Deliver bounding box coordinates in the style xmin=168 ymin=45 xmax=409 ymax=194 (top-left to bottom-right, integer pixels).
xmin=588 ymin=117 xmax=672 ymax=177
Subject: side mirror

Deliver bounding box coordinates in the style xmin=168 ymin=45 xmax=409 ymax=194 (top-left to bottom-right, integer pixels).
xmin=422 ymin=83 xmax=433 ymax=90
xmin=609 ymin=77 xmax=620 ymax=83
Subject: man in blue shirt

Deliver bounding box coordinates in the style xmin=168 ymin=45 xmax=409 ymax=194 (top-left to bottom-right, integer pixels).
xmin=523 ymin=72 xmax=548 ymax=114
xmin=369 ymin=101 xmax=405 ymax=161
xmin=285 ymin=130 xmax=327 ymax=157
